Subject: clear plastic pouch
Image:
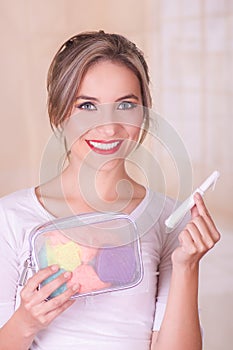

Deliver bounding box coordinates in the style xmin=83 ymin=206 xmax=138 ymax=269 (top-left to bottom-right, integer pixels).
xmin=21 ymin=212 xmax=143 ymax=298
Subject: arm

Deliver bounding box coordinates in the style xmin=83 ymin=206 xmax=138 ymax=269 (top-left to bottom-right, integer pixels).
xmin=0 ymin=266 xmax=79 ymax=350
xmin=151 ymin=261 xmax=201 ymax=349
xmin=151 ymin=193 xmax=220 ymax=350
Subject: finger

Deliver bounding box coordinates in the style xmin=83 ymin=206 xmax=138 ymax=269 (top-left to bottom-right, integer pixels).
xmin=27 ymin=297 xmax=76 ymax=329
xmin=193 ymin=193 xmax=213 ymax=223
xmin=191 ymin=203 xmax=199 ymax=219
xmin=185 ymin=221 xmax=210 ymax=254
xmin=193 ymin=193 xmax=221 ymax=242
xmin=192 ymin=216 xmax=216 ymax=249
xmin=193 ymin=193 xmax=210 ymax=216
xmin=43 ymin=298 xmax=76 ymax=325
xmin=178 ymin=229 xmax=197 ymax=255
xmin=42 ymin=283 xmax=80 ymax=314
xmin=33 ymin=270 xmax=73 ymax=304
xmin=22 ymin=265 xmax=60 ymax=297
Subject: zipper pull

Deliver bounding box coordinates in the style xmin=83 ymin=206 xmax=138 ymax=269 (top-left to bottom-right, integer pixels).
xmin=19 ymin=258 xmax=33 ymax=286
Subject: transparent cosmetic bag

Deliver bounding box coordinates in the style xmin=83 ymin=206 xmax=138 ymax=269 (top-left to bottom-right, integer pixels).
xmin=20 ymin=212 xmax=143 ymax=298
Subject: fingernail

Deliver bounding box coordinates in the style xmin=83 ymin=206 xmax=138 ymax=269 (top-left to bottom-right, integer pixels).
xmin=51 ymin=264 xmax=59 ymax=271
xmin=72 ymin=284 xmax=80 ymax=291
xmin=64 ymin=271 xmax=72 ymax=279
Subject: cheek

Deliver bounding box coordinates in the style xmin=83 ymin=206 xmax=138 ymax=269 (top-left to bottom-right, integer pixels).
xmin=69 ymin=135 xmax=89 ymax=155
xmin=125 ymin=125 xmax=141 ymax=140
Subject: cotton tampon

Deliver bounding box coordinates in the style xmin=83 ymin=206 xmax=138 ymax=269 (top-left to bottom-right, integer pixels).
xmin=165 ymin=170 xmax=220 ymax=230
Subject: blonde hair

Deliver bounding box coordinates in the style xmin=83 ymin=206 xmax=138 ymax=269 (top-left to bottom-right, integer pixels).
xmin=47 ymin=30 xmax=152 ymax=141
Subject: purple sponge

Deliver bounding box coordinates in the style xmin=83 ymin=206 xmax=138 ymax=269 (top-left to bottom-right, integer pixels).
xmin=95 ymin=245 xmax=136 ymax=285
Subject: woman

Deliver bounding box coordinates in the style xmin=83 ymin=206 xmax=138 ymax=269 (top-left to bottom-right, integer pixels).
xmin=0 ymin=31 xmax=220 ymax=350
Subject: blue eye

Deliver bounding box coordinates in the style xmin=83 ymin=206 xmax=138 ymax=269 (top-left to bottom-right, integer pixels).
xmin=118 ymin=101 xmax=137 ymax=110
xmin=77 ymin=102 xmax=97 ymax=111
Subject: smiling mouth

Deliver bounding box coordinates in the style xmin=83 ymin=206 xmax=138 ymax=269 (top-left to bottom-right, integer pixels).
xmin=85 ymin=140 xmax=122 ymax=154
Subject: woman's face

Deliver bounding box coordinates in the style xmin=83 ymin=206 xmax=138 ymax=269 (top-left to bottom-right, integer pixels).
xmin=65 ymin=60 xmax=143 ymax=170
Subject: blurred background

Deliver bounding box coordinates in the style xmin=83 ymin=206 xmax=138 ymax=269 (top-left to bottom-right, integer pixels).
xmin=0 ymin=0 xmax=232 ymax=349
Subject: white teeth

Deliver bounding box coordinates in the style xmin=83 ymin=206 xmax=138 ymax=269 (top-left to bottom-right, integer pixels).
xmin=89 ymin=140 xmax=120 ymax=150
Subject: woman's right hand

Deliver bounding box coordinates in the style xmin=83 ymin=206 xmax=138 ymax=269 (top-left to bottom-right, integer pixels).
xmin=16 ymin=265 xmax=79 ymax=337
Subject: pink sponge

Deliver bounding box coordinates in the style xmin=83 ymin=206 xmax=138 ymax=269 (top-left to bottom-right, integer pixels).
xmin=68 ymin=264 xmax=111 ymax=294
xmin=79 ymin=245 xmax=98 ymax=264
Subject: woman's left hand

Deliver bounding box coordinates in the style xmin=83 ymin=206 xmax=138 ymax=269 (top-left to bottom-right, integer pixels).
xmin=172 ymin=192 xmax=221 ymax=268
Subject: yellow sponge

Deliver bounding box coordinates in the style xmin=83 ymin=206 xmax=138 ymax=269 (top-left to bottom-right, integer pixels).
xmin=46 ymin=240 xmax=82 ymax=271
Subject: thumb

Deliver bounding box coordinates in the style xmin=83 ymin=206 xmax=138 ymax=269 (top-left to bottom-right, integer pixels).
xmin=191 ymin=192 xmax=203 ymax=219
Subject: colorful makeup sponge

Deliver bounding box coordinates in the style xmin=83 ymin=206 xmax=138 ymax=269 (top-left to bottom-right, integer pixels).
xmin=45 ymin=230 xmax=70 ymax=245
xmin=79 ymin=245 xmax=98 ymax=264
xmin=68 ymin=264 xmax=110 ymax=294
xmin=46 ymin=240 xmax=82 ymax=271
xmin=95 ymin=245 xmax=136 ymax=284
xmin=41 ymin=268 xmax=67 ymax=298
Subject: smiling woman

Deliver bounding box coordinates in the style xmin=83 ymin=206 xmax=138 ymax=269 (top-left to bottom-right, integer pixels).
xmin=47 ymin=32 xmax=151 ymax=132
xmin=64 ymin=60 xmax=143 ymax=166
xmin=0 ymin=30 xmax=220 ymax=350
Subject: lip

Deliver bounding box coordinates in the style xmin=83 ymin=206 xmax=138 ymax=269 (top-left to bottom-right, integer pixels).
xmin=85 ymin=139 xmax=123 ymax=154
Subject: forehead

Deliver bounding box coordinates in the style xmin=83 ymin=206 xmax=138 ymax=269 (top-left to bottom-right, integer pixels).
xmin=77 ymin=60 xmax=141 ymax=99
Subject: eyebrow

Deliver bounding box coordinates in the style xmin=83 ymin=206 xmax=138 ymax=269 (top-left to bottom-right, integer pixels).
xmin=75 ymin=94 xmax=140 ymax=102
xmin=115 ymin=94 xmax=139 ymax=102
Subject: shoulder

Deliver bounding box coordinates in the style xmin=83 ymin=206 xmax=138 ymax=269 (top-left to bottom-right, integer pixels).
xmin=0 ymin=187 xmax=34 ymax=208
xmin=134 ymin=188 xmax=190 ymax=242
xmin=0 ymin=187 xmax=51 ymax=218
xmin=136 ymin=189 xmax=178 ymax=226
xmin=0 ymin=188 xmax=52 ymax=246
xmin=145 ymin=188 xmax=190 ymax=224
xmin=0 ymin=187 xmax=41 ymax=220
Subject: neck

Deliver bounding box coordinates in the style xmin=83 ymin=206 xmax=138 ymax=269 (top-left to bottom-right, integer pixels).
xmin=61 ymin=159 xmax=134 ymax=209
xmin=36 ymin=157 xmax=146 ymax=217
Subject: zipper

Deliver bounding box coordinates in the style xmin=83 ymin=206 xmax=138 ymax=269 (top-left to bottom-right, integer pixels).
xmin=19 ymin=256 xmax=36 ymax=286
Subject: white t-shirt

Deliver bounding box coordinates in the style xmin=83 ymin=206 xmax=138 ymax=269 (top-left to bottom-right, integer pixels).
xmin=0 ymin=187 xmax=188 ymax=350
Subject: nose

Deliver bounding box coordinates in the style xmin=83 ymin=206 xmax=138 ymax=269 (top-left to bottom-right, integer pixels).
xmin=96 ymin=122 xmax=121 ymax=137
xmin=96 ymin=104 xmax=123 ymax=137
